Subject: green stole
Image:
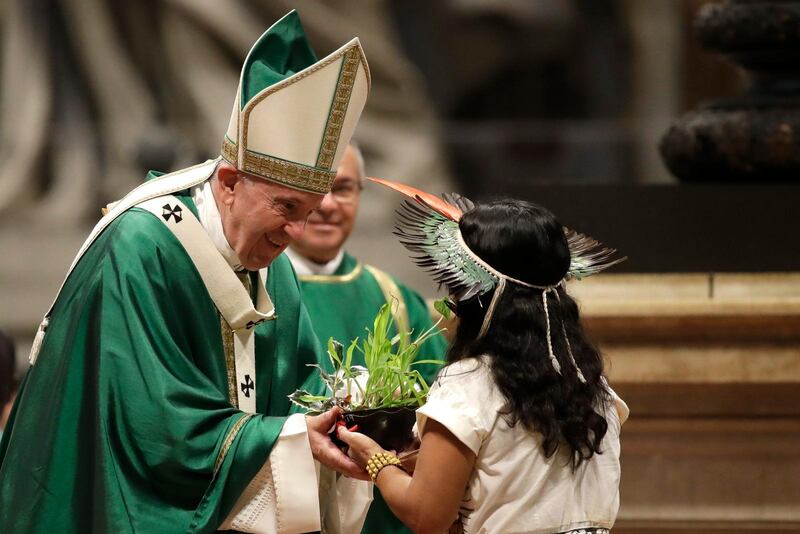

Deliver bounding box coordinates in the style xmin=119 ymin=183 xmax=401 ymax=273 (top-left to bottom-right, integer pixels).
xmin=296 ymin=252 xmax=448 ymax=534
xmin=0 ymin=189 xmax=326 ymax=533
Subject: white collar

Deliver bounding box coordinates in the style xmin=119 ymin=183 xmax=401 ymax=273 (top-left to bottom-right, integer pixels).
xmin=285 ymin=247 xmax=344 ymax=276
xmin=191 ymin=179 xmax=245 ymax=272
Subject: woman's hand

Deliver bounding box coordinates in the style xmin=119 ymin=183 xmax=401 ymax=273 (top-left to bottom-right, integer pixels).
xmin=306 ymin=407 xmax=369 ymax=480
xmin=341 ymin=420 xmax=476 ymax=534
xmin=337 ymin=426 xmax=386 ymax=470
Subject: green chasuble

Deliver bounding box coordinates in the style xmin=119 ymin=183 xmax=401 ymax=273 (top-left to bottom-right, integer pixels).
xmin=0 ymin=192 xmax=326 ymax=533
xmin=295 ymin=251 xmax=448 ymax=534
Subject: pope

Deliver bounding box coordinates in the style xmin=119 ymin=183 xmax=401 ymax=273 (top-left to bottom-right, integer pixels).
xmin=0 ymin=10 xmax=371 ymax=534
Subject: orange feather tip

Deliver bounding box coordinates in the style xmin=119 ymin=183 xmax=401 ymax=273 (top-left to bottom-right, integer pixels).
xmin=366 ymin=177 xmax=463 ymax=221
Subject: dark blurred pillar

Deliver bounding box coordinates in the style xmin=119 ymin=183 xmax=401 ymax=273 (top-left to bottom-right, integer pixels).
xmin=660 ymin=0 xmax=800 ymax=183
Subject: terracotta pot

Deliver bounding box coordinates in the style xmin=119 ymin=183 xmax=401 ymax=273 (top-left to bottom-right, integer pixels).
xmin=341 ymin=406 xmax=418 ymax=452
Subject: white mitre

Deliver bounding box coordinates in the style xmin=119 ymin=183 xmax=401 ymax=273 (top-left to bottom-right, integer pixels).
xmin=221 ymin=9 xmax=371 ymax=195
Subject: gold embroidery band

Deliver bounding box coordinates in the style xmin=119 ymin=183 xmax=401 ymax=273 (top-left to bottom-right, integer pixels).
xmin=297 ymin=262 xmax=364 ymax=284
xmin=214 ymin=413 xmax=254 ymax=474
xmin=316 ymin=48 xmax=361 ymax=170
xmin=220 ymin=315 xmax=238 ymax=408
xmin=220 ymin=137 xmax=335 ymax=194
xmin=221 ymin=137 xmax=237 ymax=167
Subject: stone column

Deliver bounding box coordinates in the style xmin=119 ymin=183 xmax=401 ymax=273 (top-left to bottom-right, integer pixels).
xmin=660 ymin=0 xmax=800 ymax=183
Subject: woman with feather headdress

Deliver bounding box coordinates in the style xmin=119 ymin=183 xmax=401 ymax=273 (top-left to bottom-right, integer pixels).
xmin=339 ymin=180 xmax=629 ymax=534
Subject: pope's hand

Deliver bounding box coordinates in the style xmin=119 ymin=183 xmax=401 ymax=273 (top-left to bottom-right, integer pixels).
xmin=306 ymin=407 xmax=369 ymax=480
xmin=336 ymin=426 xmax=385 ymax=471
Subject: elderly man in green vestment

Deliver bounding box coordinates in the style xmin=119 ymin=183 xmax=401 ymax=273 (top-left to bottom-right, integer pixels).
xmin=0 ymin=11 xmax=373 ymax=534
xmin=286 ymin=144 xmax=448 ymax=534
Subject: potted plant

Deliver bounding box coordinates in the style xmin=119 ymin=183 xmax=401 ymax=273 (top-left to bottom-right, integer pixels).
xmin=289 ymin=301 xmax=446 ymax=452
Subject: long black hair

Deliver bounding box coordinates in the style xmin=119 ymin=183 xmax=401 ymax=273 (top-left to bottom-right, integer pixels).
xmin=447 ymin=199 xmax=610 ymax=469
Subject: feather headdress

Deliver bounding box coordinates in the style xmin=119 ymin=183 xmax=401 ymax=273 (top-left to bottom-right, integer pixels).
xmin=369 ymin=177 xmax=625 ymax=383
xmin=369 ymin=177 xmax=625 ymax=303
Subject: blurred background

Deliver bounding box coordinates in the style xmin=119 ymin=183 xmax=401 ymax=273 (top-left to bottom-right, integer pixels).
xmin=1 ymin=0 xmax=799 ymax=531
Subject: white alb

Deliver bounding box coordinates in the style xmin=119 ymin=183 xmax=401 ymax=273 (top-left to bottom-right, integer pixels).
xmin=416 ymin=356 xmax=628 ymax=534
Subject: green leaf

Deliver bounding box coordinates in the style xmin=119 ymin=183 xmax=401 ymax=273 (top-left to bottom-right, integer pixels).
xmin=327 ymin=338 xmax=344 ymax=368
xmin=433 ymin=297 xmax=453 ymax=319
xmin=345 ymin=338 xmax=358 ymax=370
xmin=299 ymin=394 xmax=329 ymax=403
xmin=298 ymin=301 xmax=444 ymax=412
xmin=288 ymin=390 xmax=336 ymax=413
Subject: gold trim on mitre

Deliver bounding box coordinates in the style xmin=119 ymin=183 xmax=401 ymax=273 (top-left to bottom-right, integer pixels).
xmin=224 ymin=37 xmax=369 ymax=194
xmin=316 ymin=46 xmax=361 ymax=170
xmin=222 ymin=137 xmax=335 ymax=194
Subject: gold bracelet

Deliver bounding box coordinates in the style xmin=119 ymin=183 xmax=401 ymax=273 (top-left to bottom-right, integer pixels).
xmin=366 ymin=451 xmax=404 ymax=481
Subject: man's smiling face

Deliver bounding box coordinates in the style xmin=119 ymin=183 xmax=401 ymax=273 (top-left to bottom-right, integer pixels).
xmin=214 ymin=163 xmax=323 ymax=270
xmin=290 ymin=145 xmax=363 ymax=263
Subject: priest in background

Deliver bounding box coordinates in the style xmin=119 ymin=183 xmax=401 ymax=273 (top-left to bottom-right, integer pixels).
xmin=286 ymin=143 xmax=448 ymax=534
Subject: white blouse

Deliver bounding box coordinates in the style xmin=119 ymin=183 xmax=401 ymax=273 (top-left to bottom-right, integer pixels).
xmin=416 ymin=356 xmax=628 ymax=534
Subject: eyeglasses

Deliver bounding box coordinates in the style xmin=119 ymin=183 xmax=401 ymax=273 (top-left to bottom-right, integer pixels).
xmin=330 ymin=181 xmax=363 ymax=204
